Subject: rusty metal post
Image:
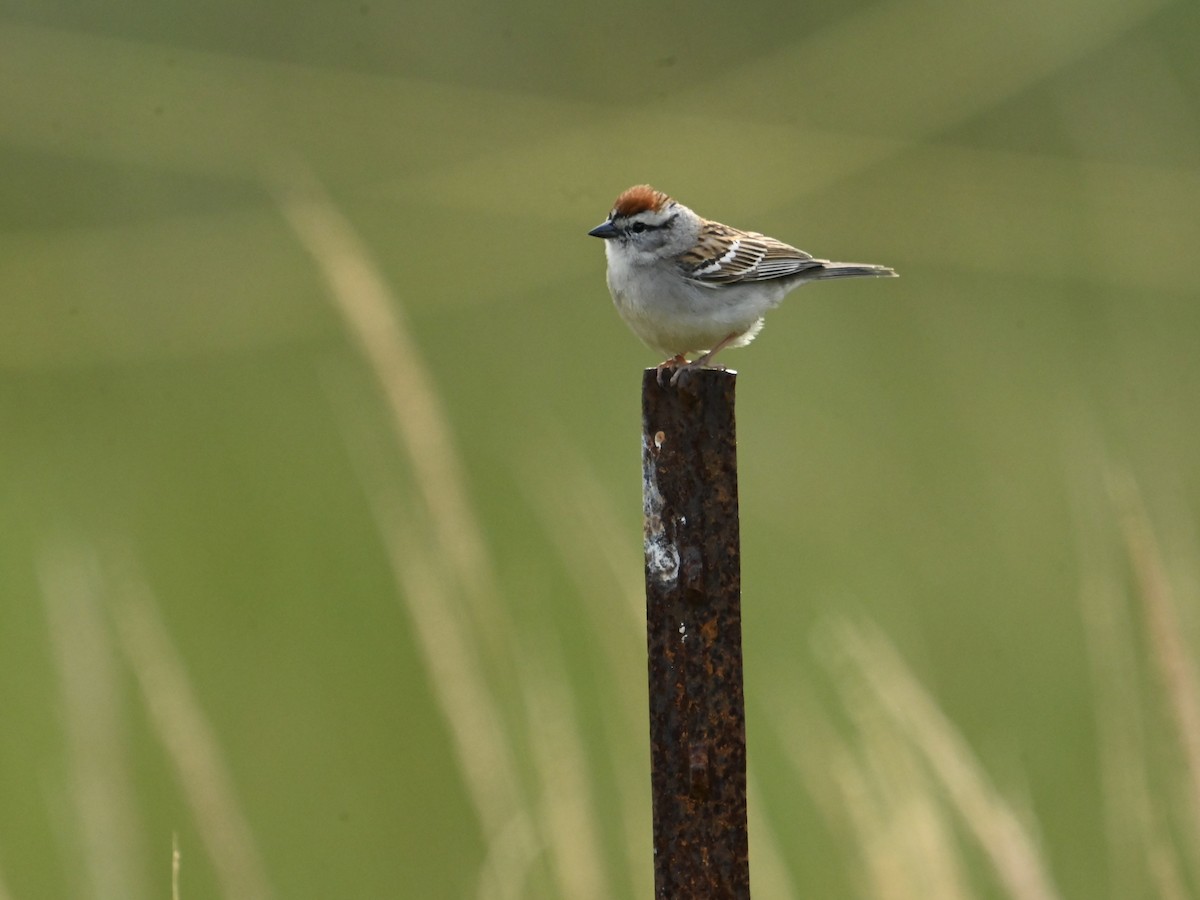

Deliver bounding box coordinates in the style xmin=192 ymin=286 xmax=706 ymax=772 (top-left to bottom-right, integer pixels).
xmin=641 ymin=368 xmax=750 ymax=899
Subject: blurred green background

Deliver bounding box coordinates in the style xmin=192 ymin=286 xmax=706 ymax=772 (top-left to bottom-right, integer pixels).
xmin=3 ymin=0 xmax=1200 ymax=897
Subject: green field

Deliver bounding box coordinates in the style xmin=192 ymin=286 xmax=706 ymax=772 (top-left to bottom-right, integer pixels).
xmin=3 ymin=1 xmax=1199 ymax=897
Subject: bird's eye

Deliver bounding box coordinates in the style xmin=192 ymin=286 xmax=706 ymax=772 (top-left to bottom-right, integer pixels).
xmin=630 ymin=222 xmax=648 ymax=234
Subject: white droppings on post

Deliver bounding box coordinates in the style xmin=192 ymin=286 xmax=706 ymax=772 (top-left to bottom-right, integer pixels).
xmin=643 ymin=434 xmax=680 ymax=586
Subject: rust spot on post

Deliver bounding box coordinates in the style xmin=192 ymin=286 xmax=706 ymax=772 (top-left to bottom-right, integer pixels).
xmin=641 ymin=368 xmax=750 ymax=899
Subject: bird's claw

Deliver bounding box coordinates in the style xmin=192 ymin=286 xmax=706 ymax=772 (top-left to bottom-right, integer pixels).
xmin=655 ymin=355 xmax=689 ymax=387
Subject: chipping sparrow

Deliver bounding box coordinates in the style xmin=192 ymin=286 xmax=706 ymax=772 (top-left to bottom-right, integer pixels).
xmin=588 ymin=184 xmax=897 ymax=383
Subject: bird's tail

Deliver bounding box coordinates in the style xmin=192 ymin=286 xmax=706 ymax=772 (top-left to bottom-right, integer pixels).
xmin=816 ymin=262 xmax=898 ymax=279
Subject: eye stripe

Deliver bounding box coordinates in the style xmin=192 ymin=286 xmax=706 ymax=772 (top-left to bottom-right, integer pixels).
xmin=619 ymin=212 xmax=677 ymax=235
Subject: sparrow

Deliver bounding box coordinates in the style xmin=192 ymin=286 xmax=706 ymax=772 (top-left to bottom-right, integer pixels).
xmin=588 ymin=184 xmax=897 ymax=383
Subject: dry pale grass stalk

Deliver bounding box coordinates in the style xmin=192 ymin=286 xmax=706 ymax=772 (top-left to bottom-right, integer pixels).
xmin=522 ymin=447 xmax=652 ymax=895
xmin=524 ymin=447 xmax=644 ymax=633
xmin=852 ymin=695 xmax=973 ymax=900
xmin=745 ymin=773 xmax=799 ymax=900
xmin=326 ymin=385 xmax=539 ymax=896
xmin=172 ymin=833 xmax=181 ymax=900
xmin=321 ymin=367 xmax=530 ymax=833
xmin=518 ymin=637 xmax=612 ymax=900
xmin=1076 ymin=564 xmax=1178 ymax=898
xmin=276 ymin=172 xmax=495 ymax=619
xmin=279 ymin=177 xmax=547 ymax=897
xmin=387 ymin=528 xmax=540 ymax=900
xmin=779 ymin=679 xmax=973 ymax=900
xmin=776 ymin=691 xmax=903 ymax=899
xmin=1066 ymin=452 xmax=1190 ymax=899
xmin=832 ymin=620 xmax=1062 ymax=900
xmin=1146 ymin=842 xmax=1190 ymax=900
xmin=36 ymin=539 xmax=147 ymax=900
xmin=108 ymin=558 xmax=275 ymax=900
xmin=1111 ymin=473 xmax=1200 ymax=869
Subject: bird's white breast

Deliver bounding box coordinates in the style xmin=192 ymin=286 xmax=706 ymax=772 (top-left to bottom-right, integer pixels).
xmin=604 ymin=242 xmax=788 ymax=357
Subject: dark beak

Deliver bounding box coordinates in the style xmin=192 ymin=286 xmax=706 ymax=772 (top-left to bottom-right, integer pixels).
xmin=588 ymin=220 xmax=618 ymax=239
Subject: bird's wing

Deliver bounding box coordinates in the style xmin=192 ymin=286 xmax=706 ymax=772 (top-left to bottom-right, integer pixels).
xmin=678 ymin=222 xmax=826 ymax=286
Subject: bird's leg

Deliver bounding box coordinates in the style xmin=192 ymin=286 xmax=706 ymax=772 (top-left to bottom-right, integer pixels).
xmin=691 ymin=333 xmax=740 ymax=369
xmin=668 ymin=334 xmax=738 ymax=386
xmin=656 ymin=354 xmax=688 ymax=386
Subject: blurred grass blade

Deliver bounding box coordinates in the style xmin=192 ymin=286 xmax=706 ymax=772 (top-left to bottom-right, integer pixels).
xmin=37 ymin=539 xmax=147 ymax=900
xmin=320 ymin=359 xmax=532 ymax=842
xmin=282 ymin=177 xmax=546 ymax=896
xmin=1111 ymin=473 xmax=1200 ymax=870
xmin=518 ymin=635 xmax=612 ymax=900
xmin=172 ymin=833 xmax=181 ymax=900
xmin=382 ymin=523 xmax=539 ymax=900
xmin=831 ymin=620 xmax=1062 ymax=900
xmin=276 ymin=170 xmax=495 ymax=614
xmin=776 ymin=679 xmax=974 ymax=900
xmin=322 ymin=355 xmax=541 ymax=900
xmin=521 ymin=447 xmax=652 ymax=898
xmin=1067 ymin=448 xmax=1190 ymax=898
xmin=745 ymin=773 xmax=799 ymax=900
xmin=109 ymin=555 xmax=275 ymax=900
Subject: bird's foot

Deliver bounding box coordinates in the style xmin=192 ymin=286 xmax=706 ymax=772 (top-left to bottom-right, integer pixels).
xmin=655 ymin=355 xmax=689 ymax=386
xmin=666 ymin=334 xmax=739 ymax=385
